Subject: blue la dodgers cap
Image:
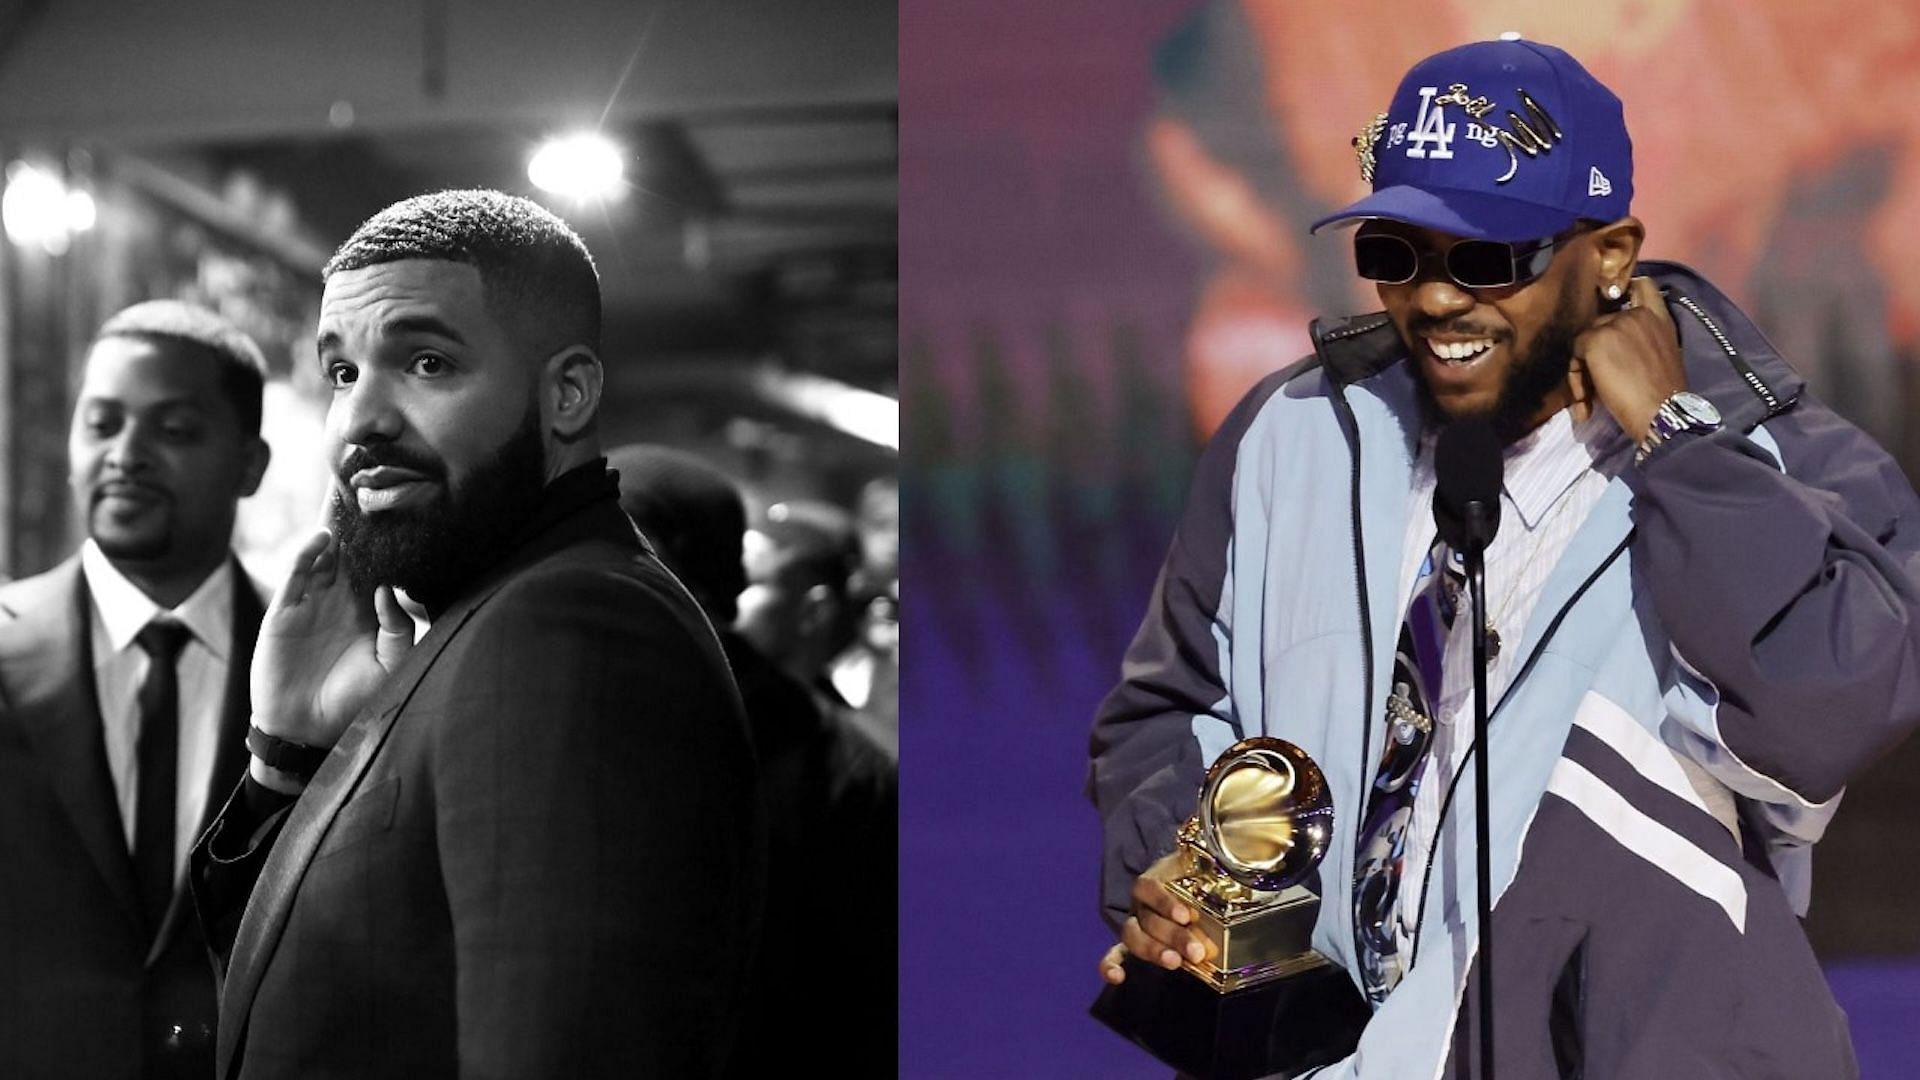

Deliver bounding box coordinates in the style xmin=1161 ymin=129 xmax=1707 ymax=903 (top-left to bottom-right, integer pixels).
xmin=1310 ymin=35 xmax=1633 ymax=242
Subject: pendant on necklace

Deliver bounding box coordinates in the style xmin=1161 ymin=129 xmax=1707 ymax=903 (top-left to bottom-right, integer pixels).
xmin=1485 ymin=623 xmax=1502 ymax=662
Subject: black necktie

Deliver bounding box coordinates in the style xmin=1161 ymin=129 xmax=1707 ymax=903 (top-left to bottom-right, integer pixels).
xmin=133 ymin=619 xmax=192 ymax=936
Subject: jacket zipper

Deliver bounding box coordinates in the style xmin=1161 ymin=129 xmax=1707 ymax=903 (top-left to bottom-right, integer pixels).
xmin=1403 ymin=533 xmax=1633 ymax=970
xmin=1341 ymin=290 xmax=1783 ymax=975
xmin=1326 ymin=384 xmax=1377 ymax=974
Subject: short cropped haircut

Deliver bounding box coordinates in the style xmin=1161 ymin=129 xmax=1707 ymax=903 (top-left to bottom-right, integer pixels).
xmin=94 ymin=300 xmax=269 ymax=438
xmin=323 ymin=189 xmax=602 ymax=357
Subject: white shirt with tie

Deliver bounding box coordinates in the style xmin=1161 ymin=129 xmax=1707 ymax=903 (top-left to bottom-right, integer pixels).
xmin=81 ymin=540 xmax=233 ymax=888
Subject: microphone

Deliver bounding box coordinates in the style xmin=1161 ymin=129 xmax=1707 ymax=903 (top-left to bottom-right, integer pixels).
xmin=1432 ymin=415 xmax=1504 ymax=1080
xmin=1433 ymin=417 xmax=1503 ymax=553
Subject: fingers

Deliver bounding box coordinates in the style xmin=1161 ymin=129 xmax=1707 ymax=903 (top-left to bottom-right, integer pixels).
xmin=1131 ymin=868 xmax=1191 ymax=925
xmin=373 ymin=586 xmax=415 ymax=671
xmin=1125 ymin=875 xmax=1217 ymax=969
xmin=271 ymin=529 xmax=334 ymax=612
xmin=1628 ymin=275 xmax=1678 ymax=336
xmin=1566 ymin=357 xmax=1593 ymax=424
xmin=1141 ymin=907 xmax=1215 ymax=963
xmin=1627 ymin=274 xmax=1662 ymax=310
xmin=1121 ymin=915 xmax=1181 ymax=969
xmin=1121 ymin=860 xmax=1198 ymax=953
xmin=1121 ymin=910 xmax=1219 ymax=971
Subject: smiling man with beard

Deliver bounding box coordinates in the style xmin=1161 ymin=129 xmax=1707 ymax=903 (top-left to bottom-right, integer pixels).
xmin=188 ymin=190 xmax=763 ymax=1079
xmin=0 ymin=300 xmax=270 ymax=1079
xmin=1092 ymin=38 xmax=1920 ymax=1078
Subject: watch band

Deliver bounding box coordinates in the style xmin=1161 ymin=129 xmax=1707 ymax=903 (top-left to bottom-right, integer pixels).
xmin=1636 ymin=391 xmax=1722 ymax=464
xmin=246 ymin=723 xmax=330 ymax=780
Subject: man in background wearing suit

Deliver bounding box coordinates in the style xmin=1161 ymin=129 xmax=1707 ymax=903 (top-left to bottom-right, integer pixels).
xmin=190 ymin=190 xmax=763 ymax=1079
xmin=0 ymin=301 xmax=271 ymax=1079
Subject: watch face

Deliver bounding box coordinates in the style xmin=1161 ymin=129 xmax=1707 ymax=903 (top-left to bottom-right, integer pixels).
xmin=1672 ymin=391 xmax=1722 ymax=426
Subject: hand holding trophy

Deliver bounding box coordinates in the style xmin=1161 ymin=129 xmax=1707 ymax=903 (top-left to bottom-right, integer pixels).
xmin=1092 ymin=737 xmax=1369 ymax=1080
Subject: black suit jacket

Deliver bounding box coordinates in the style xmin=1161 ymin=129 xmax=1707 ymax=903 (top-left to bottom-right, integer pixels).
xmin=0 ymin=554 xmax=263 ymax=1080
xmin=192 ymin=471 xmax=764 ymax=1079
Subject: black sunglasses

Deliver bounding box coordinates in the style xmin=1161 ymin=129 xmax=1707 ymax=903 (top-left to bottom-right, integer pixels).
xmin=1353 ymin=228 xmax=1580 ymax=290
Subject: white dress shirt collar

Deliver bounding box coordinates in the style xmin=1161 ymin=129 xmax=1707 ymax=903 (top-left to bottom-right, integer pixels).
xmin=80 ymin=540 xmax=233 ymax=660
xmin=1496 ymin=407 xmax=1630 ymax=530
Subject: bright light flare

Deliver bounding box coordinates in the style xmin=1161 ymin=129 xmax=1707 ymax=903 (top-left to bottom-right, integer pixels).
xmin=65 ymin=190 xmax=96 ymax=233
xmin=3 ymin=163 xmax=95 ymax=254
xmin=527 ymin=133 xmax=625 ymax=201
xmin=754 ymin=369 xmax=899 ymax=451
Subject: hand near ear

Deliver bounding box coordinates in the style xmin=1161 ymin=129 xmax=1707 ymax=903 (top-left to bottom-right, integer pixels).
xmin=1570 ymin=276 xmax=1686 ymax=440
xmin=247 ymin=501 xmax=415 ymax=792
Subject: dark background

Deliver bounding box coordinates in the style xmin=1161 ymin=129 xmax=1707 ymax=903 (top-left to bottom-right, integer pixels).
xmin=0 ymin=0 xmax=898 ymax=582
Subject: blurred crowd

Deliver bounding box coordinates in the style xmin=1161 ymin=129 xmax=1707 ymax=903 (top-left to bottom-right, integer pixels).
xmin=609 ymin=443 xmax=899 ymax=1078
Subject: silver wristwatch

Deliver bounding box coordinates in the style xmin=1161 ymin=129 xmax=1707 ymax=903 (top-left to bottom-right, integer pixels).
xmin=1636 ymin=390 xmax=1722 ymax=463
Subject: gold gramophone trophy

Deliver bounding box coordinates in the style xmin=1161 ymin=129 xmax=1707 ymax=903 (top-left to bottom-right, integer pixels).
xmin=1092 ymin=737 xmax=1369 ymax=1080
xmin=1165 ymin=737 xmax=1333 ymax=988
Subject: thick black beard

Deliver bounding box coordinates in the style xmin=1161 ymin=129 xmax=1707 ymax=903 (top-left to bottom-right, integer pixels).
xmin=1413 ymin=273 xmax=1586 ymax=443
xmin=331 ymin=409 xmax=549 ymax=612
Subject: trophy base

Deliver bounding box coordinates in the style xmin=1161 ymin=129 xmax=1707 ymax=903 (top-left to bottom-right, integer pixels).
xmin=1165 ymin=882 xmax=1326 ymax=993
xmin=1090 ymin=955 xmax=1370 ymax=1080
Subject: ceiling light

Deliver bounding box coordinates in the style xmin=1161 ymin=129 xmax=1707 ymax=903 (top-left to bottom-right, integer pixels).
xmin=4 ymin=162 xmax=92 ymax=253
xmin=65 ymin=190 xmax=96 ymax=233
xmin=753 ymin=369 xmax=899 ymax=451
xmin=527 ymin=133 xmax=625 ymax=201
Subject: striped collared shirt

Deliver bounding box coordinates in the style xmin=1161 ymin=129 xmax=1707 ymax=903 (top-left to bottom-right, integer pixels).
xmin=1389 ymin=406 xmax=1633 ymax=958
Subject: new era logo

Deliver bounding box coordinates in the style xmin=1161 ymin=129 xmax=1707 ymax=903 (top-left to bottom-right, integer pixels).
xmin=1588 ymin=167 xmax=1613 ymax=197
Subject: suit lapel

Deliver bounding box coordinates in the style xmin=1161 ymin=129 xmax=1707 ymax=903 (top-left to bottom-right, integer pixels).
xmin=214 ymin=587 xmax=494 ymax=1074
xmin=208 ymin=567 xmax=267 ymax=826
xmin=147 ymin=563 xmax=266 ymax=966
xmin=0 ymin=557 xmax=142 ymax=921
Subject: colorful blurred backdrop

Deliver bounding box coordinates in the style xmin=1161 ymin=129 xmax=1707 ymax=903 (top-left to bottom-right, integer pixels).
xmin=903 ymin=2 xmax=1920 ymax=1075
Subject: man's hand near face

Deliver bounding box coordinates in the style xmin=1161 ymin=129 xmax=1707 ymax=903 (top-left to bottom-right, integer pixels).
xmin=247 ymin=505 xmax=414 ymax=794
xmin=1098 ymin=849 xmax=1221 ymax=985
xmin=1568 ymin=275 xmax=1689 ymax=439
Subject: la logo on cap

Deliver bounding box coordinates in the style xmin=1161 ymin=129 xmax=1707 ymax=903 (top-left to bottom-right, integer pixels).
xmin=1311 ymin=37 xmax=1633 ymax=241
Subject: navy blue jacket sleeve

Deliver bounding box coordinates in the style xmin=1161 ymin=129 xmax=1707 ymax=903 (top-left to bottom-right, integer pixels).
xmin=1627 ymin=391 xmax=1920 ymax=803
xmin=1088 ymin=369 xmax=1296 ymax=929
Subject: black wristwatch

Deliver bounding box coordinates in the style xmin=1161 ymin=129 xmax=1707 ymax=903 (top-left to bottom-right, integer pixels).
xmin=246 ymin=724 xmax=330 ymax=781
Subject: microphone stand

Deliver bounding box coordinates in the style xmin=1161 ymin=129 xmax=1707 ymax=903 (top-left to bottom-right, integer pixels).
xmin=1463 ymin=500 xmax=1496 ymax=1080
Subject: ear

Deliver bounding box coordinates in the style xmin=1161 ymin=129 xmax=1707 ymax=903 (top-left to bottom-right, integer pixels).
xmin=237 ymin=436 xmax=271 ymax=498
xmin=541 ymin=345 xmax=604 ymax=441
xmin=1589 ymin=216 xmax=1645 ymax=295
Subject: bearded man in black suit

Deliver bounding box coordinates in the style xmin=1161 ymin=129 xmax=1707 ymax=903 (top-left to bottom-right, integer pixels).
xmin=191 ymin=190 xmax=763 ymax=1079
